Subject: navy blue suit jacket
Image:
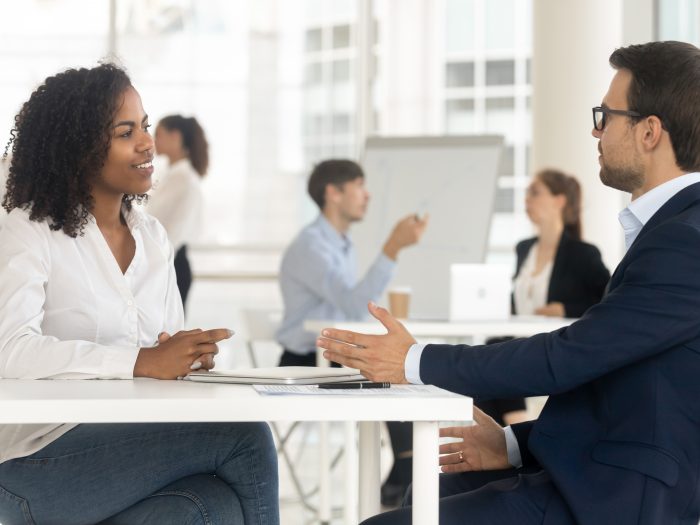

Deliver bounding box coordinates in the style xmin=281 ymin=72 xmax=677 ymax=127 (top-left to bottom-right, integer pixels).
xmin=421 ymin=182 xmax=700 ymax=524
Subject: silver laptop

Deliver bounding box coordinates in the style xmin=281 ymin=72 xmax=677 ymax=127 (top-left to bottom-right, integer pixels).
xmin=449 ymin=264 xmax=511 ymax=321
xmin=186 ymin=366 xmax=365 ymax=385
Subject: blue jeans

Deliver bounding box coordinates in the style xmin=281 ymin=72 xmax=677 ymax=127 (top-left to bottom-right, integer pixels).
xmin=0 ymin=422 xmax=279 ymax=525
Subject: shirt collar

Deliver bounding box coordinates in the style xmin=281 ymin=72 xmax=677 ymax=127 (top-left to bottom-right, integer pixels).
xmin=619 ymin=172 xmax=700 ymax=249
xmin=627 ymin=172 xmax=700 ymax=225
xmin=122 ymin=204 xmax=146 ymax=230
xmin=315 ymin=214 xmax=351 ymax=252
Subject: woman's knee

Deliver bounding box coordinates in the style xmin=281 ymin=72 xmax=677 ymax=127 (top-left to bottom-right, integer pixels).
xmin=102 ymin=474 xmax=243 ymax=525
xmin=233 ymin=422 xmax=276 ymax=460
xmin=247 ymin=421 xmax=274 ymax=445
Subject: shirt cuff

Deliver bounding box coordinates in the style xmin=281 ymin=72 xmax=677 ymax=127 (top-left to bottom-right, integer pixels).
xmin=101 ymin=346 xmax=142 ymax=379
xmin=375 ymin=252 xmax=397 ymax=272
xmin=404 ymin=343 xmax=425 ymax=384
xmin=504 ymin=426 xmax=523 ymax=468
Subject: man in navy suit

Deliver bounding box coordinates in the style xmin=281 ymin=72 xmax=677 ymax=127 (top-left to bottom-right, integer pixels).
xmin=317 ymin=41 xmax=700 ymax=525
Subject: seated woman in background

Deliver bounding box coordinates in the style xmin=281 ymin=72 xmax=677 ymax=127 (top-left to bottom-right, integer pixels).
xmin=148 ymin=114 xmax=208 ymax=311
xmin=0 ymin=64 xmax=278 ymax=525
xmin=477 ymin=168 xmax=611 ymax=425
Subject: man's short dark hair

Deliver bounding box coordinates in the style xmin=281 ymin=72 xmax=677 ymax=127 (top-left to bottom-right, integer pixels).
xmin=610 ymin=41 xmax=700 ymax=172
xmin=307 ymin=159 xmax=364 ymax=210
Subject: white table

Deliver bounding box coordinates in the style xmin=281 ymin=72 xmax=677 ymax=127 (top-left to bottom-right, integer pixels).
xmin=305 ymin=315 xmax=574 ymax=344
xmin=304 ymin=315 xmax=572 ymax=521
xmin=0 ymin=378 xmax=472 ymax=525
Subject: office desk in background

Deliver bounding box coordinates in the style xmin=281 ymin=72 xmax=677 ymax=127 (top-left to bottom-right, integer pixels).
xmin=305 ymin=315 xmax=574 ymax=344
xmin=0 ymin=379 xmax=472 ymax=525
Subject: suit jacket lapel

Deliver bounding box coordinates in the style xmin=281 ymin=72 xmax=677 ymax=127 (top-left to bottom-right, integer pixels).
xmin=608 ymin=181 xmax=700 ymax=291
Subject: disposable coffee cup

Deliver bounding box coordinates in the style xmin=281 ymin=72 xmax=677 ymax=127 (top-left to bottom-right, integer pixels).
xmin=388 ymin=286 xmax=412 ymax=319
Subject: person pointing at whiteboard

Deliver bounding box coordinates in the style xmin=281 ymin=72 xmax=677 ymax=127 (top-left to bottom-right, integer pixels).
xmin=275 ymin=159 xmax=428 ymax=503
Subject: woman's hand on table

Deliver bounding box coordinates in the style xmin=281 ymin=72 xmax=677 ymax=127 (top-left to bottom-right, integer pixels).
xmin=134 ymin=328 xmax=232 ymax=379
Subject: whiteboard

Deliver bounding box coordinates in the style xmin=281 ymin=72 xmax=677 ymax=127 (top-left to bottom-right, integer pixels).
xmin=354 ymin=135 xmax=503 ymax=320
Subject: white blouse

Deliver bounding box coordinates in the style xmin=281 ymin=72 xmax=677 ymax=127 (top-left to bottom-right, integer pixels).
xmin=0 ymin=206 xmax=183 ymax=463
xmin=513 ymin=242 xmax=553 ymax=315
xmin=147 ymin=158 xmax=203 ymax=252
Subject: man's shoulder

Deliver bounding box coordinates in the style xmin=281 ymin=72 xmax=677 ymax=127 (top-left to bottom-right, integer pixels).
xmin=639 ymin=210 xmax=700 ymax=253
xmin=288 ymin=217 xmax=333 ymax=249
xmin=670 ymin=207 xmax=700 ymax=237
xmin=281 ymin=218 xmax=331 ymax=268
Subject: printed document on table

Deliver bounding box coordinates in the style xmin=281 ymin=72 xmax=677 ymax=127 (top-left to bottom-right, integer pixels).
xmin=253 ymin=384 xmax=450 ymax=396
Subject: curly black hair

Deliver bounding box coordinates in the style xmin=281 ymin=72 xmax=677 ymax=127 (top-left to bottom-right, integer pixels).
xmin=2 ymin=63 xmax=145 ymax=237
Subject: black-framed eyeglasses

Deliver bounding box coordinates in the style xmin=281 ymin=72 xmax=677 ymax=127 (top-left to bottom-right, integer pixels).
xmin=592 ymin=106 xmax=642 ymax=131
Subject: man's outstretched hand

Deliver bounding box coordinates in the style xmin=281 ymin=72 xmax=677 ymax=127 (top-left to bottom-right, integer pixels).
xmin=316 ymin=302 xmax=416 ymax=383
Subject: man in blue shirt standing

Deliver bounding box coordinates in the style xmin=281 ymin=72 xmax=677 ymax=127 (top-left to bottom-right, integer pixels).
xmin=276 ymin=159 xmax=428 ymax=504
xmin=276 ymin=159 xmax=428 ymax=367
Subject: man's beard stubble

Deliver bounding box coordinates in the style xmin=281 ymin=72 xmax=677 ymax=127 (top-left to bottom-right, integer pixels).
xmin=599 ymin=160 xmax=645 ymax=194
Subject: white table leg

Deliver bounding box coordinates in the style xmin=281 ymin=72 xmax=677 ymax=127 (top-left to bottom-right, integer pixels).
xmin=319 ymin=421 xmax=331 ymax=524
xmin=358 ymin=421 xmax=381 ymax=520
xmin=412 ymin=421 xmax=439 ymax=525
xmin=316 ymin=349 xmax=332 ymax=523
xmin=344 ymin=421 xmax=359 ymax=525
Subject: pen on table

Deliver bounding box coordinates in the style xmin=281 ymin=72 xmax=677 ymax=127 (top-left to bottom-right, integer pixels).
xmin=318 ymin=382 xmax=391 ymax=389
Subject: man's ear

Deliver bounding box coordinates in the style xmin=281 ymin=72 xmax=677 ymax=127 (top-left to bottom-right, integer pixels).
xmin=325 ymin=183 xmax=342 ymax=206
xmin=638 ymin=115 xmax=664 ymax=152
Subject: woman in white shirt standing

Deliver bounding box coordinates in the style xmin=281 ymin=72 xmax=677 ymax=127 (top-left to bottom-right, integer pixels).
xmin=0 ymin=64 xmax=278 ymax=525
xmin=148 ymin=114 xmax=207 ymax=310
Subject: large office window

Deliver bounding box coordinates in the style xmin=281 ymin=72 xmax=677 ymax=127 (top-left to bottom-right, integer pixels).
xmin=0 ymin=1 xmax=110 ymax=152
xmin=113 ymin=1 xmax=261 ymax=244
xmin=444 ymin=0 xmax=533 ymax=263
xmin=658 ymin=0 xmax=700 ymax=43
xmin=302 ymin=19 xmax=356 ymax=163
xmin=0 ymin=0 xmax=536 ymax=265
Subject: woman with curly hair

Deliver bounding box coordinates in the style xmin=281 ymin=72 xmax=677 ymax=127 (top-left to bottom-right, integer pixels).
xmin=148 ymin=114 xmax=209 ymax=310
xmin=0 ymin=64 xmax=279 ymax=524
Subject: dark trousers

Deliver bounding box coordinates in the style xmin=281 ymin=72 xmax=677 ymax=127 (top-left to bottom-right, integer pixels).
xmin=385 ymin=422 xmax=413 ymax=487
xmin=174 ymin=245 xmax=192 ymax=309
xmin=363 ymin=468 xmax=575 ymax=525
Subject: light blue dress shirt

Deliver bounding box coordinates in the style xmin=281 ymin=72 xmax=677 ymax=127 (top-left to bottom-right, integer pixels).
xmin=619 ymin=172 xmax=700 ymax=249
xmin=404 ymin=173 xmax=700 ymax=467
xmin=276 ymin=214 xmax=395 ymax=355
